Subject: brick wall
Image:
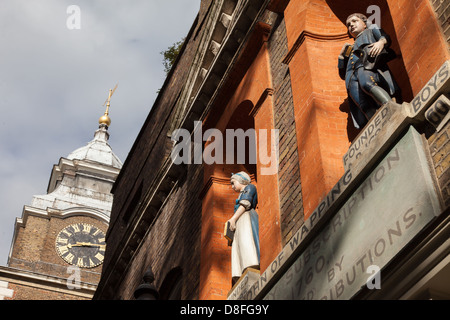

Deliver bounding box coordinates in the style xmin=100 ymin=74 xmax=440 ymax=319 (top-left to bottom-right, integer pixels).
xmin=387 ymin=0 xmax=450 ymax=93
xmin=115 ymin=164 xmax=203 ymax=300
xmin=267 ymin=15 xmax=304 ymax=246
xmin=4 ymin=282 xmax=88 ymax=300
xmin=283 ymin=0 xmax=352 ymax=219
xmin=430 ymin=0 xmax=450 ymax=47
xmin=428 ymin=122 xmax=450 ymax=208
xmin=199 ymin=177 xmax=236 ymax=300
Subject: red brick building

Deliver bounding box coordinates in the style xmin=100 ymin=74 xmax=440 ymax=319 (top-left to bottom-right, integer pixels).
xmin=95 ymin=0 xmax=450 ymax=300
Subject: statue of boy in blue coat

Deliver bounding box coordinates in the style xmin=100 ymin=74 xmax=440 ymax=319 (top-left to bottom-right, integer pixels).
xmin=338 ymin=13 xmax=399 ymax=129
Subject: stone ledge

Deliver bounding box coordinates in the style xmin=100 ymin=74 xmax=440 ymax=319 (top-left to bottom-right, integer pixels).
xmin=227 ymin=268 xmax=260 ymax=300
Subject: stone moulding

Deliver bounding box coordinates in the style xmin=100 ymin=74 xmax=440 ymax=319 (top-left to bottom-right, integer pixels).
xmin=282 ymin=30 xmax=349 ymax=65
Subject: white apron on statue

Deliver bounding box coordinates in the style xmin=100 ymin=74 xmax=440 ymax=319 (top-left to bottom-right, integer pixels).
xmin=231 ymin=184 xmax=260 ymax=280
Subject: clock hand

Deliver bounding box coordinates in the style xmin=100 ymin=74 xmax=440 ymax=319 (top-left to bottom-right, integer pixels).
xmin=68 ymin=242 xmax=106 ymax=249
xmin=77 ymin=242 xmax=106 ymax=249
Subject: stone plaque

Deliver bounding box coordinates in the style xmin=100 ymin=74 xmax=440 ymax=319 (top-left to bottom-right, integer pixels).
xmin=343 ymin=101 xmax=408 ymax=172
xmin=227 ymin=268 xmax=260 ymax=300
xmin=263 ymin=127 xmax=441 ymax=300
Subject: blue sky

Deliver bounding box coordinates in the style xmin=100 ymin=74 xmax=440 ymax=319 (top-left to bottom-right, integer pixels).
xmin=0 ymin=0 xmax=200 ymax=266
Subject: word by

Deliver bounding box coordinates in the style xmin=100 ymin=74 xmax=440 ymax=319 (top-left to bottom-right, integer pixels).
xmin=66 ymin=265 xmax=81 ymax=290
xmin=66 ymin=5 xmax=81 ymax=30
xmin=319 ymin=264 xmax=381 ymax=300
xmin=171 ymin=121 xmax=279 ymax=175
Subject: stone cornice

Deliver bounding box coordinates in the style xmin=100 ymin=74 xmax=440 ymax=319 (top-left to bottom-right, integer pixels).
xmin=7 ymin=206 xmax=110 ymax=265
xmin=47 ymin=157 xmax=120 ymax=194
xmin=249 ymin=88 xmax=274 ymax=118
xmin=282 ymin=30 xmax=348 ymax=65
xmin=199 ymin=173 xmax=257 ymax=200
xmin=0 ymin=266 xmax=96 ymax=299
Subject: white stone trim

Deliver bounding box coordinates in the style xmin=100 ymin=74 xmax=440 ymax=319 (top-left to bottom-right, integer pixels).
xmin=0 ymin=280 xmax=14 ymax=300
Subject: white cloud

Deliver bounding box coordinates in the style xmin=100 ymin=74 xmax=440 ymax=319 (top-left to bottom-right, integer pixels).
xmin=0 ymin=0 xmax=200 ymax=266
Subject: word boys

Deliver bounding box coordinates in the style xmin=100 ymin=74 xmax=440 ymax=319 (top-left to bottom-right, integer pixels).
xmin=171 ymin=121 xmax=279 ymax=176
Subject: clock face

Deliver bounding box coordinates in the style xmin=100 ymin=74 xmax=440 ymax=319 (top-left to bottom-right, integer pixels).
xmin=55 ymin=223 xmax=106 ymax=268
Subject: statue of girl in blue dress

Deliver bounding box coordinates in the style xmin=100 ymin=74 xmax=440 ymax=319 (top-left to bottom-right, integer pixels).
xmin=227 ymin=172 xmax=260 ymax=283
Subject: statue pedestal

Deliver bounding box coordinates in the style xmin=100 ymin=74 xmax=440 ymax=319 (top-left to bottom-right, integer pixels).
xmin=227 ymin=268 xmax=260 ymax=300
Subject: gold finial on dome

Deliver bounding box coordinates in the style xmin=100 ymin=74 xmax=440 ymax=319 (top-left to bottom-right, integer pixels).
xmin=99 ymin=83 xmax=118 ymax=127
xmin=99 ymin=114 xmax=111 ymax=127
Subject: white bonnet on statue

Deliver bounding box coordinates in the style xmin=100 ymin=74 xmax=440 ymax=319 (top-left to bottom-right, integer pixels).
xmin=231 ymin=172 xmax=251 ymax=185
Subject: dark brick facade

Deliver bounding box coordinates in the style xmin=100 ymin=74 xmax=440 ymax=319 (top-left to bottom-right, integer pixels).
xmin=267 ymin=16 xmax=304 ymax=246
xmin=5 ymin=282 xmax=88 ymax=300
xmin=430 ymin=0 xmax=450 ymax=47
xmin=113 ymin=165 xmax=203 ymax=300
xmin=96 ymin=4 xmax=212 ymax=300
xmin=428 ymin=122 xmax=450 ymax=208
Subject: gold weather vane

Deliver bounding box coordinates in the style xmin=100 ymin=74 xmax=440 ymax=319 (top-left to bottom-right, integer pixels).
xmin=99 ymin=83 xmax=118 ymax=127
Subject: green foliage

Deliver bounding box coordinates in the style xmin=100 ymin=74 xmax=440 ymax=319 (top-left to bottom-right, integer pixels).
xmin=161 ymin=38 xmax=185 ymax=75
